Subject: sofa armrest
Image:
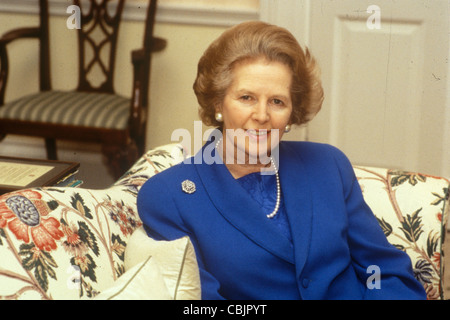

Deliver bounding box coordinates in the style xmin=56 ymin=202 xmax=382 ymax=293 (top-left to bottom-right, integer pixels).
xmin=0 ymin=143 xmax=187 ymax=300
xmin=0 ymin=186 xmax=141 ymax=299
xmin=354 ymin=166 xmax=450 ymax=300
xmin=114 ymin=143 xmax=187 ymax=191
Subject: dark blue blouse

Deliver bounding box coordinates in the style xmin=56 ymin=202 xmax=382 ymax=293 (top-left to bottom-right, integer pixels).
xmin=237 ymin=172 xmax=293 ymax=244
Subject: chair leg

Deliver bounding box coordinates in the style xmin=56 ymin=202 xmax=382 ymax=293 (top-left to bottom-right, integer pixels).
xmin=102 ymin=141 xmax=139 ymax=180
xmin=136 ymin=135 xmax=146 ymax=158
xmin=45 ymin=138 xmax=57 ymax=160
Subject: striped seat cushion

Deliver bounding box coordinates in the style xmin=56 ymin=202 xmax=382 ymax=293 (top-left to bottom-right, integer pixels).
xmin=0 ymin=91 xmax=130 ymax=130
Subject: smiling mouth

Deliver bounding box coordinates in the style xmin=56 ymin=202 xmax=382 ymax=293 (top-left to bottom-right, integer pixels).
xmin=247 ymin=129 xmax=268 ymax=135
xmin=246 ymin=129 xmax=270 ymax=140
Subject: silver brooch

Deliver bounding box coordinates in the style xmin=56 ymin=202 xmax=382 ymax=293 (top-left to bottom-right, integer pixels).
xmin=181 ymin=180 xmax=196 ymax=194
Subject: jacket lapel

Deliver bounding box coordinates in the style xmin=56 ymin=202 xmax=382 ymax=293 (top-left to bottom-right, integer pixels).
xmin=194 ymin=142 xmax=295 ymax=264
xmin=277 ymin=142 xmax=314 ymax=276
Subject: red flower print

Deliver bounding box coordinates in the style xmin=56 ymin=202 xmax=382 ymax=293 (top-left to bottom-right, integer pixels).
xmin=105 ymin=198 xmax=141 ymax=237
xmin=0 ymin=190 xmax=64 ymax=251
xmin=61 ymin=222 xmax=88 ymax=257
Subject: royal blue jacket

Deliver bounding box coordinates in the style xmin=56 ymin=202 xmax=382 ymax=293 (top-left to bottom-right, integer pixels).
xmin=137 ymin=140 xmax=426 ymax=300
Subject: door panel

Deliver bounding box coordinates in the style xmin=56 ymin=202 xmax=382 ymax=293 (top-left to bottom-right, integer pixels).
xmin=261 ymin=0 xmax=449 ymax=176
xmin=307 ymin=0 xmax=449 ymax=176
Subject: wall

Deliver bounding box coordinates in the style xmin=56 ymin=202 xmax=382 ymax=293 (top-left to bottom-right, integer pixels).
xmin=0 ymin=0 xmax=259 ymax=188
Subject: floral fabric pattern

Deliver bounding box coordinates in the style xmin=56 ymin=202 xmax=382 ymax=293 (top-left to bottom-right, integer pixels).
xmin=354 ymin=167 xmax=449 ymax=300
xmin=0 ymin=144 xmax=186 ymax=299
xmin=0 ymin=190 xmax=64 ymax=251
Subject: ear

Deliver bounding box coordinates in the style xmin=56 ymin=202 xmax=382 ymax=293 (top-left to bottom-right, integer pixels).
xmin=214 ymin=102 xmax=222 ymax=113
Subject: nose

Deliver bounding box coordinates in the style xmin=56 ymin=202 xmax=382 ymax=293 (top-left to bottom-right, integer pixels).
xmin=252 ymin=102 xmax=270 ymax=123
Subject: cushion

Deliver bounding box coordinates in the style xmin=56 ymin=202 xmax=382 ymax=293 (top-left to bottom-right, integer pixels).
xmin=0 ymin=91 xmax=130 ymax=129
xmin=124 ymin=227 xmax=201 ymax=300
xmin=94 ymin=255 xmax=172 ymax=300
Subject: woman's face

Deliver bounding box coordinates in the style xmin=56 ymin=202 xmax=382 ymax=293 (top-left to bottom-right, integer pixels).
xmin=218 ymin=58 xmax=293 ymax=165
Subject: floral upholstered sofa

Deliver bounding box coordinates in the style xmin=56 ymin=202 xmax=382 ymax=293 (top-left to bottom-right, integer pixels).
xmin=0 ymin=143 xmax=449 ymax=300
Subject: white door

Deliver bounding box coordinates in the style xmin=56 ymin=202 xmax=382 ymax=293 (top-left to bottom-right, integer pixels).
xmin=261 ymin=0 xmax=450 ymax=177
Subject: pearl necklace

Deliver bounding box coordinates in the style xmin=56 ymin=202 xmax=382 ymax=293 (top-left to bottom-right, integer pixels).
xmin=215 ymin=137 xmax=281 ymax=219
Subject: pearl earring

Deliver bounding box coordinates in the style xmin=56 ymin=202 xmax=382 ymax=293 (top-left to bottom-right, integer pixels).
xmin=215 ymin=112 xmax=223 ymax=122
xmin=285 ymin=124 xmax=291 ymax=133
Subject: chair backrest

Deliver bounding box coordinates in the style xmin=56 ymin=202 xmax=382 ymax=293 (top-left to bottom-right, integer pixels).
xmin=38 ymin=0 xmax=51 ymax=92
xmin=74 ymin=0 xmax=124 ymax=93
xmin=137 ymin=0 xmax=158 ymax=110
xmin=0 ymin=0 xmax=52 ymax=102
xmin=35 ymin=0 xmax=157 ymax=96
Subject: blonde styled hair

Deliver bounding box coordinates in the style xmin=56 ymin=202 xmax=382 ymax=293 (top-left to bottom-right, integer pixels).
xmin=193 ymin=21 xmax=324 ymax=127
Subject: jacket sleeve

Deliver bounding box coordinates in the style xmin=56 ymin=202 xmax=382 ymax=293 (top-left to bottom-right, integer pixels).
xmin=332 ymin=148 xmax=427 ymax=300
xmin=137 ymin=175 xmax=225 ymax=300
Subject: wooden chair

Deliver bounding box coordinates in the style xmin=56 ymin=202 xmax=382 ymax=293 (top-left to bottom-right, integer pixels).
xmin=0 ymin=0 xmax=166 ymax=179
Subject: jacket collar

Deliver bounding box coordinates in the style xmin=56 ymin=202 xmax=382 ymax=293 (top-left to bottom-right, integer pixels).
xmin=194 ymin=139 xmax=313 ymax=270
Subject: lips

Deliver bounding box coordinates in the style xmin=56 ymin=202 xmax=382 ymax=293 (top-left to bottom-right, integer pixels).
xmin=246 ymin=129 xmax=270 ymax=141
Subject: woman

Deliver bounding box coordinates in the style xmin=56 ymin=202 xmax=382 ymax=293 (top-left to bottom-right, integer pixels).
xmin=137 ymin=21 xmax=426 ymax=300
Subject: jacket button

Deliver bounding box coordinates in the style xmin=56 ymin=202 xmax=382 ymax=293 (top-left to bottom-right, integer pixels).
xmin=302 ymin=278 xmax=310 ymax=288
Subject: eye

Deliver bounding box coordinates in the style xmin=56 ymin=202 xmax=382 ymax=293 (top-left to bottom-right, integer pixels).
xmin=239 ymin=95 xmax=254 ymax=103
xmin=272 ymin=98 xmax=285 ymax=106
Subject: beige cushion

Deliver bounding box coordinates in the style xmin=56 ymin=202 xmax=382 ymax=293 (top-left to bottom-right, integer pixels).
xmin=94 ymin=255 xmax=172 ymax=300
xmin=124 ymin=227 xmax=201 ymax=300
